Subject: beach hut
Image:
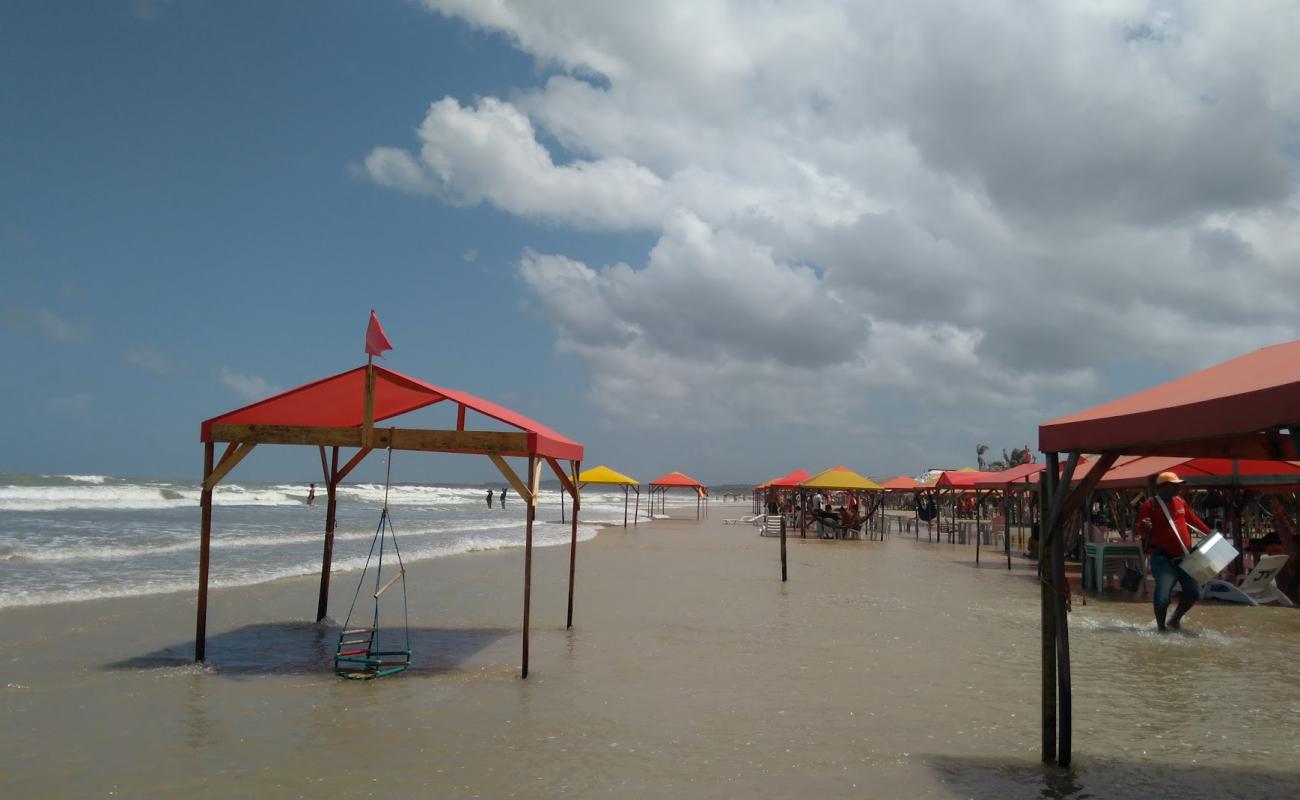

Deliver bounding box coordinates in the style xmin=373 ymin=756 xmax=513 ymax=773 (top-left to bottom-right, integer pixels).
xmin=1035 ymin=339 xmax=1300 ymax=767
xmin=197 ymin=357 xmax=583 ymax=679
xmin=971 ymin=463 xmax=1047 ymax=568
xmin=647 ymin=471 xmax=708 ymax=519
xmin=577 ymin=465 xmax=641 ymax=527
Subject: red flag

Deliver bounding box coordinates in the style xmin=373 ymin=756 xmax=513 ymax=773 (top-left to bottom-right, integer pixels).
xmin=365 ymin=310 xmax=393 ymax=358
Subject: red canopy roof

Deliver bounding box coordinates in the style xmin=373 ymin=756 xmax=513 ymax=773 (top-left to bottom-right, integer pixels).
xmin=649 ymin=471 xmax=706 ymax=489
xmin=768 ymin=469 xmax=811 ymax=488
xmin=971 ymin=462 xmax=1045 ymax=490
xmin=201 ymin=364 xmax=583 ymax=461
xmin=879 ymin=475 xmax=922 ymax=491
xmin=1039 ymin=340 xmax=1300 ymax=459
xmin=1092 ymin=456 xmax=1300 ymax=490
xmin=936 ymin=470 xmax=998 ymax=488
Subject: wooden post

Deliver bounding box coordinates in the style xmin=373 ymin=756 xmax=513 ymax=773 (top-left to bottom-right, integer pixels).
xmin=195 ymin=442 xmax=215 ymax=662
xmin=976 ymin=488 xmax=982 ymax=564
xmin=566 ymin=459 xmax=581 ymax=630
xmin=1040 ymin=453 xmax=1057 ymax=764
xmin=623 ymin=486 xmax=629 ymax=527
xmin=780 ymin=514 xmax=788 ymax=581
xmin=1053 ymin=453 xmax=1081 ymax=768
xmin=633 ymin=487 xmax=639 ymax=524
xmin=1005 ymin=491 xmax=1013 ymax=570
xmin=522 ymin=455 xmax=536 ymax=678
xmin=561 ymin=484 xmax=566 ymax=523
xmin=316 ymin=446 xmax=340 ymax=622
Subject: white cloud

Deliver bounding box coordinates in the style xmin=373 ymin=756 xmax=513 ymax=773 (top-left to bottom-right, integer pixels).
xmin=2 ymin=307 xmax=84 ymax=342
xmin=125 ymin=347 xmax=173 ymax=374
xmin=364 ymin=96 xmax=669 ymax=230
xmin=373 ymin=1 xmax=1300 ymax=467
xmin=219 ymin=368 xmax=279 ymax=401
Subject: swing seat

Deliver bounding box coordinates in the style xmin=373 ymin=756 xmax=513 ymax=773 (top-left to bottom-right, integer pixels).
xmin=333 ymin=627 xmax=412 ymax=679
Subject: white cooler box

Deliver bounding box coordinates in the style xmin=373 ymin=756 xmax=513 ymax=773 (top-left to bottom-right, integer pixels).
xmin=1180 ymin=532 xmax=1239 ymax=584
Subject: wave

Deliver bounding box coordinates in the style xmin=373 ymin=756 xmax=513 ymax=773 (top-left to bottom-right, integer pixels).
xmin=0 ymin=479 xmax=628 ymax=513
xmin=2 ymin=517 xmax=530 ymax=563
xmin=0 ymin=523 xmax=600 ymax=609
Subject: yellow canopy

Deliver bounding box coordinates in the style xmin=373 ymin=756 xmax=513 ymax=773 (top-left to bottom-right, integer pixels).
xmin=578 ymin=464 xmax=640 ymax=486
xmin=800 ymin=465 xmax=882 ymax=491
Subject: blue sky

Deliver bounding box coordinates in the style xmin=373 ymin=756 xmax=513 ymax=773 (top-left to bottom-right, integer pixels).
xmin=3 ymin=1 xmax=1299 ymax=484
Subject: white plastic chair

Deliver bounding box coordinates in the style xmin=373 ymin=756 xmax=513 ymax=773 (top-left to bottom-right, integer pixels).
xmin=1201 ymin=554 xmax=1295 ymax=606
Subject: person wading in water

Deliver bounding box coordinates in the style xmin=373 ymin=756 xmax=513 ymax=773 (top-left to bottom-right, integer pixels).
xmin=1136 ymin=472 xmax=1211 ymax=631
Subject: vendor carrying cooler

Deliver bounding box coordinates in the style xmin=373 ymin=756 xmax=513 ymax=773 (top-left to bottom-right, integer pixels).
xmin=1135 ymin=471 xmax=1212 ymax=632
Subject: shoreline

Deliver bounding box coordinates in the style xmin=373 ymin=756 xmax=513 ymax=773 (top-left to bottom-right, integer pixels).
xmin=4 ymin=509 xmax=1299 ymax=798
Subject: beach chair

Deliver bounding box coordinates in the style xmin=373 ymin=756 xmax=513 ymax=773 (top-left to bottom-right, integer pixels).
xmin=724 ymin=513 xmax=763 ymax=526
xmin=758 ymin=515 xmax=785 ymax=537
xmin=1202 ymin=554 xmax=1295 ymax=606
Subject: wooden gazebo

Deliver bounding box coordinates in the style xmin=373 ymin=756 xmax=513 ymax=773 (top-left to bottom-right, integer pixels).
xmin=647 ymin=471 xmax=708 ymax=519
xmin=1036 ymin=339 xmax=1300 ymax=766
xmin=196 ymin=361 xmax=584 ymax=678
xmin=577 ymin=464 xmax=641 ymax=527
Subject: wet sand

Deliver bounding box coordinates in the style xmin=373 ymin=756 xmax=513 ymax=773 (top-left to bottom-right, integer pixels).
xmin=3 ymin=502 xmax=1299 ymax=798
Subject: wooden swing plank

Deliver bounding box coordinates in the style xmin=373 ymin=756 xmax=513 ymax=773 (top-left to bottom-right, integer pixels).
xmin=372 ymin=568 xmax=405 ymax=599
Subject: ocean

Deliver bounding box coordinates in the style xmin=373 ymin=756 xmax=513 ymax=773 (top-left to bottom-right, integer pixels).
xmin=0 ymin=471 xmax=653 ymax=610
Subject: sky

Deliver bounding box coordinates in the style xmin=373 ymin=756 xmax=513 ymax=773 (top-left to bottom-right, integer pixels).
xmin=3 ymin=1 xmax=1299 ymax=485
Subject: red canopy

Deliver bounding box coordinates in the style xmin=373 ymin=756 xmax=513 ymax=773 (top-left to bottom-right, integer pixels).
xmin=767 ymin=469 xmax=811 ymax=488
xmin=201 ymin=364 xmax=583 ymax=461
xmin=971 ymin=462 xmax=1045 ymax=490
xmin=1039 ymin=340 xmax=1300 ymax=459
xmin=879 ymin=475 xmax=922 ymax=491
xmin=1092 ymin=456 xmax=1300 ymax=490
xmin=649 ymin=471 xmax=706 ymax=490
xmin=936 ymin=470 xmax=998 ymax=488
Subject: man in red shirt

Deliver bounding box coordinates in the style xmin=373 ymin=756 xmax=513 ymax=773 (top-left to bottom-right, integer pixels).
xmin=1136 ymin=472 xmax=1212 ymax=631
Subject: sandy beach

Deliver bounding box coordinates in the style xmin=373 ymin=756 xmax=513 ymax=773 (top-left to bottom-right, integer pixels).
xmin=4 ymin=502 xmax=1299 ymax=799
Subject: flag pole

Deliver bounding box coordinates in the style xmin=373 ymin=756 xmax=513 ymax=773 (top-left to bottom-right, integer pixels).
xmin=363 ymin=353 xmax=375 ymax=448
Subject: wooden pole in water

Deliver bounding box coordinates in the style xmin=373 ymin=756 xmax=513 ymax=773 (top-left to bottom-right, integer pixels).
xmin=1053 ymin=454 xmax=1080 ymax=768
xmin=1040 ymin=452 xmax=1058 ymax=764
xmin=522 ymin=455 xmax=536 ymax=678
xmin=780 ymin=514 xmax=788 ymax=581
xmin=566 ymin=459 xmax=581 ymax=630
xmin=1005 ymin=490 xmax=1013 ymax=570
xmin=633 ymin=487 xmax=639 ymax=524
xmin=623 ymin=486 xmax=629 ymax=527
xmin=195 ymin=442 xmax=215 ymax=662
xmin=316 ymin=445 xmax=340 ymax=622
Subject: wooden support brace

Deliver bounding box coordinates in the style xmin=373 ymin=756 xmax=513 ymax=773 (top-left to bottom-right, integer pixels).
xmin=204 ymin=442 xmax=256 ymax=490
xmin=545 ymin=456 xmax=577 ymax=498
xmin=334 ymin=447 xmax=373 ymax=484
xmin=318 ymin=446 xmax=330 ymax=484
xmin=490 ymin=453 xmax=534 ymax=505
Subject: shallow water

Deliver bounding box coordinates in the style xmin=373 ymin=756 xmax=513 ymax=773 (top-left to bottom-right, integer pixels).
xmin=2 ymin=504 xmax=1297 ymax=798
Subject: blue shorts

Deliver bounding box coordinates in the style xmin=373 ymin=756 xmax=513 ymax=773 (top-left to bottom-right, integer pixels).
xmin=1150 ymin=550 xmax=1200 ymax=609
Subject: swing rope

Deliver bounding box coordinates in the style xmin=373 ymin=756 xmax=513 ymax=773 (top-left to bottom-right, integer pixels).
xmin=335 ymin=434 xmax=412 ymax=678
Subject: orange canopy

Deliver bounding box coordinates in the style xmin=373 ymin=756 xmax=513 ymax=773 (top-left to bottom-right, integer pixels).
xmin=879 ymin=475 xmax=922 ymax=491
xmin=201 ymin=364 xmax=583 ymax=461
xmin=767 ymin=469 xmax=811 ymax=488
xmin=649 ymin=471 xmax=706 ymax=489
xmin=1039 ymin=340 xmax=1300 ymax=459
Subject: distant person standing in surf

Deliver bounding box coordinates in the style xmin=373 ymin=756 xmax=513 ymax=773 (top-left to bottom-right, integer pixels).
xmin=486 ymin=488 xmax=493 ymax=509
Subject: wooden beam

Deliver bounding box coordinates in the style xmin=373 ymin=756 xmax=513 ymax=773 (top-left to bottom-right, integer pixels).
xmin=318 ymin=446 xmax=330 ymax=484
xmin=489 ymin=453 xmax=533 ymax=505
xmin=334 ymin=447 xmax=372 ymax=484
xmin=456 ymin=403 xmax=466 ymax=431
xmin=522 ymin=455 xmax=537 ymax=678
xmin=545 ymin=456 xmax=577 ymax=498
xmin=204 ymin=442 xmax=256 ymax=490
xmin=209 ymin=423 xmax=531 ymax=455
